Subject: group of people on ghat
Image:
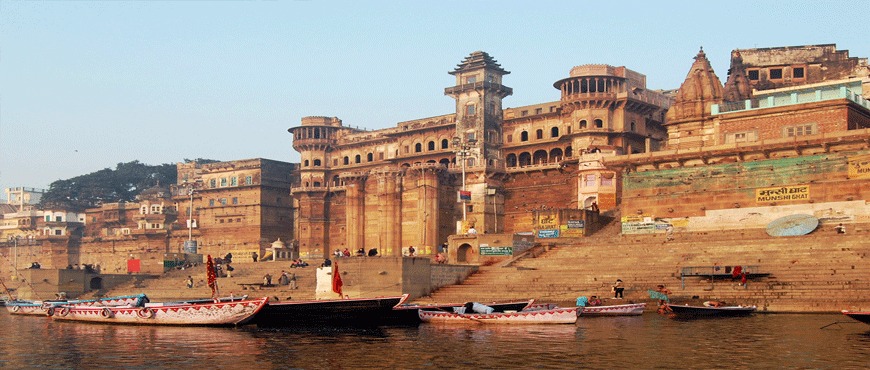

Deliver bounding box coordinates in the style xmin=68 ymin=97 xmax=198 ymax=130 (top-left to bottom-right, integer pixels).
xmin=333 ymin=247 xmax=379 ymax=258
xmin=574 ymin=278 xmax=680 ymax=315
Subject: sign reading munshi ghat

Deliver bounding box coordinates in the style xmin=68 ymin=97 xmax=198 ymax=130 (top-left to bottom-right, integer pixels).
xmin=847 ymin=155 xmax=870 ymax=179
xmin=755 ymin=185 xmax=810 ymax=203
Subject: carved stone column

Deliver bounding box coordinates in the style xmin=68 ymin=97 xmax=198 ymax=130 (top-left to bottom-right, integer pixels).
xmin=342 ymin=173 xmax=367 ymax=253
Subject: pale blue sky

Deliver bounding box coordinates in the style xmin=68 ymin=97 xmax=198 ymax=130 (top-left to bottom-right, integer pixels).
xmin=1 ymin=0 xmax=867 ymax=196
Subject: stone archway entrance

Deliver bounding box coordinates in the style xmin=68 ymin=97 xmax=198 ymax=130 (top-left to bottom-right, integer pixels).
xmin=456 ymin=243 xmax=473 ymax=263
xmin=89 ymin=277 xmax=103 ymax=290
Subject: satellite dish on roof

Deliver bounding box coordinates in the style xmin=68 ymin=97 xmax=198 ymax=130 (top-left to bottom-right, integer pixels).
xmin=766 ymin=214 xmax=819 ymax=237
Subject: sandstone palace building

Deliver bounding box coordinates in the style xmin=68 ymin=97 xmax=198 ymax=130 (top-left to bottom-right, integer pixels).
xmin=289 ymin=44 xmax=870 ymax=261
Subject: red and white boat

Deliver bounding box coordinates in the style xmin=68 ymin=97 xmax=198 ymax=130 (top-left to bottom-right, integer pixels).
xmin=581 ymin=303 xmax=646 ymax=316
xmin=418 ymin=306 xmax=579 ymax=324
xmin=5 ymin=294 xmax=149 ymax=316
xmin=50 ymin=297 xmax=268 ymax=326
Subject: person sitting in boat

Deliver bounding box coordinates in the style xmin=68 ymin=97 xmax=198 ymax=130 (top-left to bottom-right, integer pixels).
xmin=703 ymin=300 xmax=726 ymax=308
xmin=588 ymin=296 xmax=602 ymax=306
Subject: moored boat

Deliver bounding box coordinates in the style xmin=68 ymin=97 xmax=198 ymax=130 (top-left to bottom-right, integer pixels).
xmin=252 ymin=294 xmax=410 ymax=327
xmin=841 ymin=310 xmax=870 ymax=324
xmin=667 ymin=304 xmax=757 ymax=318
xmin=50 ymin=297 xmax=268 ymax=326
xmin=5 ymin=294 xmax=149 ymax=316
xmin=386 ymin=299 xmax=535 ymax=325
xmin=418 ymin=306 xmax=580 ymax=325
xmin=582 ymin=303 xmax=646 ymax=316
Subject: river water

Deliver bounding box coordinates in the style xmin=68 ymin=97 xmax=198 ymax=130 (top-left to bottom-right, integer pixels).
xmin=1 ymin=312 xmax=869 ymax=369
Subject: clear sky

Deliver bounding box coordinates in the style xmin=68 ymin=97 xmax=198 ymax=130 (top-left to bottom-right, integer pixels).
xmin=1 ymin=0 xmax=867 ymax=197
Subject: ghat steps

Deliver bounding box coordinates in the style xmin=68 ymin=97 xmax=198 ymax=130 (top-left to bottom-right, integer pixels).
xmin=424 ymin=223 xmax=870 ymax=313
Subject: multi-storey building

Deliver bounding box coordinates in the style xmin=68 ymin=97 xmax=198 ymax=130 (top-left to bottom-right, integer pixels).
xmin=171 ymin=158 xmax=297 ymax=259
xmin=290 ymin=51 xmax=671 ymax=259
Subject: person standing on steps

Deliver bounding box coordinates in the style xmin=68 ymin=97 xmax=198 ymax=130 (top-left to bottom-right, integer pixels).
xmin=612 ymin=279 xmax=624 ymax=299
xmin=185 ymin=276 xmax=194 ymax=289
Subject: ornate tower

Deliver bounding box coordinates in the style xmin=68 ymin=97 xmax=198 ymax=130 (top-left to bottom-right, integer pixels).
xmin=723 ymin=50 xmax=752 ymax=102
xmin=288 ymin=116 xmax=343 ymax=259
xmin=664 ymin=48 xmax=725 ymax=149
xmin=444 ymin=51 xmax=512 ymax=232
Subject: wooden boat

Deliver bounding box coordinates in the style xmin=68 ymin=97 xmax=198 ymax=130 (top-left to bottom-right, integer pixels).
xmin=667 ymin=304 xmax=757 ymax=317
xmin=50 ymin=297 xmax=268 ymax=326
xmin=386 ymin=299 xmax=535 ymax=325
xmin=582 ymin=303 xmax=646 ymax=316
xmin=5 ymin=294 xmax=149 ymax=316
xmin=418 ymin=306 xmax=580 ymax=324
xmin=252 ymin=294 xmax=410 ymax=327
xmin=841 ymin=310 xmax=870 ymax=324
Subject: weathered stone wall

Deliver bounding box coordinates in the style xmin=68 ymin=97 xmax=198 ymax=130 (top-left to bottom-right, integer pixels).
xmin=621 ymin=152 xmax=870 ymax=231
xmin=502 ymin=169 xmax=576 ymax=233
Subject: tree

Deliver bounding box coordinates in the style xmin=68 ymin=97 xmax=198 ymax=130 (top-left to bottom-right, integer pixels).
xmin=40 ymin=161 xmax=179 ymax=210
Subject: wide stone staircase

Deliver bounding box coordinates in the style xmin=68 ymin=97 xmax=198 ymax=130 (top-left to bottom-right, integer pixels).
xmin=423 ymin=218 xmax=870 ymax=313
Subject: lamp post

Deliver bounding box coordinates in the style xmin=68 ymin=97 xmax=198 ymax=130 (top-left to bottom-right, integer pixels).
xmin=453 ymin=136 xmax=477 ymax=222
xmin=182 ymin=181 xmax=197 ymax=254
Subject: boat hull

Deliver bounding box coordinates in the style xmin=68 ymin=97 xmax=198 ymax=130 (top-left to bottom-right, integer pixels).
xmin=5 ymin=294 xmax=148 ymax=316
xmin=842 ymin=310 xmax=870 ymax=324
xmin=387 ymin=299 xmax=535 ymax=325
xmin=50 ymin=297 xmax=268 ymax=326
xmin=419 ymin=307 xmax=579 ymax=324
xmin=667 ymin=304 xmax=757 ymax=317
xmin=253 ymin=294 xmax=409 ymax=327
xmin=582 ymin=303 xmax=646 ymax=316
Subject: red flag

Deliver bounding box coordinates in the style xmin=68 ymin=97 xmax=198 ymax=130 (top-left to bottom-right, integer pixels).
xmin=206 ymin=255 xmax=218 ymax=299
xmin=332 ymin=263 xmax=343 ymax=297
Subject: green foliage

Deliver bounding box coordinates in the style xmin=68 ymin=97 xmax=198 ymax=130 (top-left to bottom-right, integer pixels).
xmin=40 ymin=161 xmax=178 ymax=210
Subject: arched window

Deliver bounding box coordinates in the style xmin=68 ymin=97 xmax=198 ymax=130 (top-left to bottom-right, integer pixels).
xmin=594 ymin=119 xmax=603 ymax=128
xmin=521 ymin=131 xmax=529 ymax=142
xmin=355 ymin=155 xmax=361 ymax=164
xmin=313 ymin=128 xmax=321 ymax=139
xmin=439 ymin=158 xmax=451 ymax=167
xmin=367 ymin=153 xmax=373 ymax=162
xmin=313 ymin=159 xmax=321 ymax=166
xmin=313 ymin=181 xmax=321 ymax=187
xmin=343 ymin=156 xmax=349 ymax=165
xmin=415 ymin=143 xmax=422 ymax=152
xmin=536 ymin=129 xmax=543 ymax=139
xmin=566 ymin=146 xmax=573 ymax=157
xmin=549 ymin=148 xmax=563 ymax=162
xmin=303 ymin=160 xmax=310 ymax=167
xmin=579 ymin=120 xmax=587 ymax=129
xmin=630 ymin=121 xmax=636 ymax=131
xmin=533 ymin=150 xmax=548 ymax=164
xmin=332 ymin=176 xmax=340 ymax=186
xmin=506 ymin=154 xmax=518 ymax=167
xmin=441 ymin=139 xmax=449 ymax=149
xmin=551 ymin=127 xmax=559 ymax=137
xmin=428 ymin=141 xmax=435 ymax=151
xmin=518 ymin=152 xmax=532 ymax=166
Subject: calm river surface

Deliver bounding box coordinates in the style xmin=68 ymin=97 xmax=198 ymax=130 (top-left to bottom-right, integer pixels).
xmin=2 ymin=312 xmax=869 ymax=369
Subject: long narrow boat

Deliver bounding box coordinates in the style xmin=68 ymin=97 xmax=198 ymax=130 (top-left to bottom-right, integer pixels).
xmin=5 ymin=294 xmax=149 ymax=316
xmin=841 ymin=310 xmax=870 ymax=324
xmin=253 ymin=294 xmax=409 ymax=327
xmin=418 ymin=306 xmax=580 ymax=325
xmin=386 ymin=299 xmax=535 ymax=325
xmin=581 ymin=302 xmax=646 ymax=316
xmin=50 ymin=297 xmax=268 ymax=326
xmin=667 ymin=304 xmax=757 ymax=318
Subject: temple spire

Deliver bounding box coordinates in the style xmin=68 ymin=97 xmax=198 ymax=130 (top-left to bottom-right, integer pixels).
xmin=666 ymin=47 xmax=725 ymax=123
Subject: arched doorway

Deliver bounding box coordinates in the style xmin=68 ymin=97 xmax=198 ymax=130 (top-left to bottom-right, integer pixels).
xmin=456 ymin=243 xmax=474 ymax=263
xmin=89 ymin=277 xmax=103 ymax=290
